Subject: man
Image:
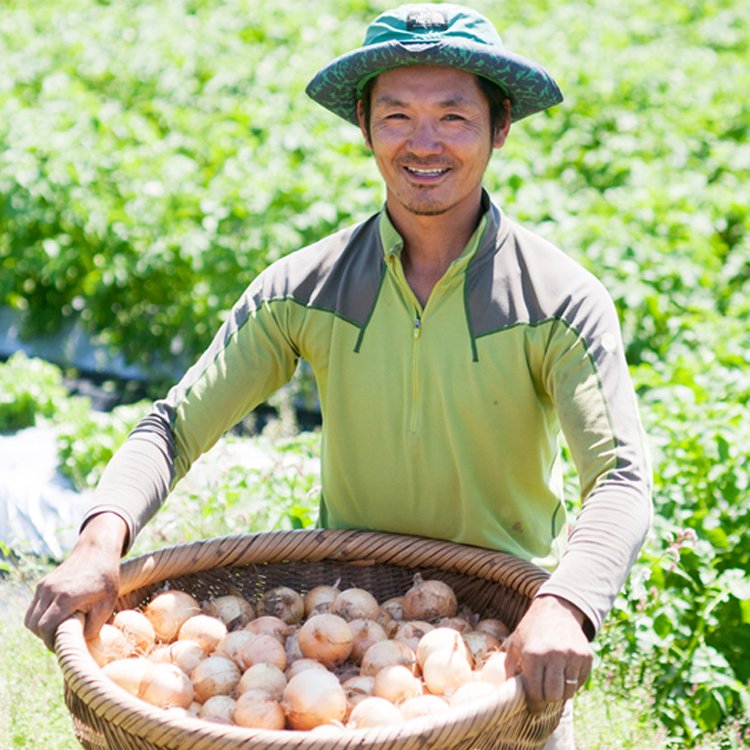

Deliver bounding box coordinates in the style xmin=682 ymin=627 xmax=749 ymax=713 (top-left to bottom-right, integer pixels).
xmin=26 ymin=5 xmax=652 ymax=747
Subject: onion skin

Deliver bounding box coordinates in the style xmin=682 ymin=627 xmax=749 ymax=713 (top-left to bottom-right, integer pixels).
xmin=303 ymin=585 xmax=341 ymax=618
xmin=479 ymin=650 xmax=509 ymax=686
xmin=139 ymin=663 xmax=194 ymax=709
xmin=415 ymin=627 xmax=470 ymax=669
xmin=475 ymin=618 xmax=511 ymax=642
xmin=450 ymin=680 xmax=497 ymax=706
xmin=178 ymin=615 xmax=228 ymax=654
xmin=330 ymin=588 xmax=380 ymax=622
xmin=347 ymin=696 xmax=403 ymax=729
xmin=199 ymin=695 xmax=237 ymax=723
xmin=360 ymin=639 xmax=418 ymax=677
xmin=191 ymin=655 xmax=241 ymax=703
xmin=399 ymin=694 xmax=450 ymax=721
xmin=282 ymin=669 xmax=347 ymax=730
xmin=143 ymin=590 xmax=201 ymax=643
xmin=297 ymin=614 xmax=353 ymax=668
xmin=112 ymin=610 xmax=156 ymax=653
xmin=421 ymin=649 xmax=473 ymax=696
xmin=234 ymin=689 xmax=286 ymax=730
xmin=236 ymin=633 xmax=288 ymax=672
xmin=348 ymin=618 xmax=389 ymax=664
xmin=214 ymin=630 xmax=255 ymax=664
xmin=257 ymin=587 xmax=305 ymax=625
xmin=87 ymin=624 xmax=134 ymax=667
xmin=236 ymin=663 xmax=287 ymax=700
xmin=202 ymin=595 xmax=255 ymax=630
xmin=373 ymin=664 xmax=423 ymax=704
xmin=244 ymin=615 xmax=292 ymax=643
xmin=402 ymin=577 xmax=458 ymax=622
xmin=101 ymin=657 xmax=152 ymax=696
xmin=393 ymin=620 xmax=434 ymax=653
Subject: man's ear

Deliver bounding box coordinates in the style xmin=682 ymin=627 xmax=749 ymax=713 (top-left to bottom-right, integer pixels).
xmin=492 ymin=100 xmax=512 ymax=150
xmin=356 ymin=100 xmax=372 ymax=150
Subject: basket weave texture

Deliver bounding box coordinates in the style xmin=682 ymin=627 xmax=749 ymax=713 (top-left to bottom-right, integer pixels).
xmin=56 ymin=529 xmax=565 ymax=750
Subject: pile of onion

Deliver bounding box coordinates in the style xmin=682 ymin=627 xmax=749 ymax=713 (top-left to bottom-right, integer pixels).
xmin=91 ymin=575 xmax=511 ymax=732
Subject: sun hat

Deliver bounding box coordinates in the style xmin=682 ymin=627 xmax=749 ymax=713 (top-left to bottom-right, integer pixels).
xmin=305 ymin=3 xmax=563 ymax=125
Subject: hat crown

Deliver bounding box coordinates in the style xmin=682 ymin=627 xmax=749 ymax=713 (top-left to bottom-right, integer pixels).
xmin=364 ymin=3 xmax=504 ymax=50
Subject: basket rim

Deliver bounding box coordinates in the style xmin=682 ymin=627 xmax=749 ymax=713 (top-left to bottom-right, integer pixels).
xmin=55 ymin=529 xmax=562 ymax=750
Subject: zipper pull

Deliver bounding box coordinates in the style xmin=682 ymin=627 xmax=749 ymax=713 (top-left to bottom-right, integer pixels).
xmin=413 ymin=315 xmax=421 ymax=339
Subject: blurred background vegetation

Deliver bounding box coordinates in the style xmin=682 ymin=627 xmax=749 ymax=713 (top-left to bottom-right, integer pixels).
xmin=0 ymin=0 xmax=748 ymax=747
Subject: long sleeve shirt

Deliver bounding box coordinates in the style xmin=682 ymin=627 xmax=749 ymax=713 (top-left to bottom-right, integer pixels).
xmin=86 ymin=191 xmax=652 ymax=634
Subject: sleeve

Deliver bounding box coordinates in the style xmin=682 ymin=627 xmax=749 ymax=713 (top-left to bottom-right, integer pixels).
xmin=81 ymin=280 xmax=301 ymax=552
xmin=535 ymin=276 xmax=653 ymax=636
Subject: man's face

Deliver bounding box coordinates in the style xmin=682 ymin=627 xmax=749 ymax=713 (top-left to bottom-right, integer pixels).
xmin=357 ymin=65 xmax=508 ymax=218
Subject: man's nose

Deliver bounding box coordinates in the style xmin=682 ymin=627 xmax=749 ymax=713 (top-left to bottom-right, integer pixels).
xmin=407 ymin=119 xmax=443 ymax=156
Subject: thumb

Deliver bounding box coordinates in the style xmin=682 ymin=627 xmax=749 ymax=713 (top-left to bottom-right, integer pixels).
xmin=501 ymin=633 xmax=522 ymax=677
xmin=83 ymin=597 xmax=116 ymax=641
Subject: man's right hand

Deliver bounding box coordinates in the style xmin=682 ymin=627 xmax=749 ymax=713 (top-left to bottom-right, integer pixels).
xmin=24 ymin=513 xmax=128 ymax=651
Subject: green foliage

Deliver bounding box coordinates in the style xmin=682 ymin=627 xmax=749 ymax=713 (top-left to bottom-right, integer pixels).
xmin=0 ymin=352 xmax=68 ymax=432
xmin=55 ymin=398 xmax=151 ymax=490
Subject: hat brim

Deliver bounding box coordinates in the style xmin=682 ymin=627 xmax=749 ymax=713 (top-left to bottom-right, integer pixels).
xmin=306 ymin=38 xmax=563 ymax=125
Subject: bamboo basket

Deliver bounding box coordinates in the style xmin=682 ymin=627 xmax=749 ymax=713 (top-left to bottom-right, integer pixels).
xmin=55 ymin=529 xmax=564 ymax=750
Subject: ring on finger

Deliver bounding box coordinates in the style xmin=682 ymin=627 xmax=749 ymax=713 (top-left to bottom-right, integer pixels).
xmin=564 ymin=678 xmax=578 ymax=686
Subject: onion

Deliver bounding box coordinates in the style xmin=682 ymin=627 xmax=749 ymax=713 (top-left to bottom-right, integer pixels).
xmin=437 ymin=616 xmax=472 ymax=634
xmin=202 ymin=595 xmax=255 ymax=630
xmin=285 ymin=629 xmax=303 ymax=662
xmin=360 ymin=639 xmax=418 ymax=677
xmin=236 ymin=633 xmax=287 ymax=672
xmin=234 ymin=689 xmax=286 ymax=730
xmin=393 ymin=620 xmax=434 ymax=653
xmin=348 ymin=618 xmax=389 ymax=664
xmin=214 ymin=630 xmax=255 ymax=664
xmin=380 ymin=597 xmax=405 ymax=621
xmin=282 ymin=668 xmax=347 ymax=730
xmin=139 ymin=663 xmax=194 ymax=709
xmin=236 ymin=663 xmax=287 ymax=700
xmin=373 ymin=664 xmax=423 ymax=704
xmin=329 ymin=588 xmax=380 ymax=622
xmin=450 ymin=680 xmax=497 ymax=706
xmin=463 ymin=630 xmax=502 ymax=665
xmin=475 ymin=618 xmax=511 ymax=642
xmin=112 ymin=610 xmax=156 ymax=653
xmin=87 ymin=623 xmax=133 ymax=667
xmin=101 ymin=657 xmax=152 ymax=696
xmin=415 ymin=627 xmax=470 ymax=669
xmin=191 ymin=655 xmax=241 ymax=702
xmin=244 ymin=615 xmax=292 ymax=643
xmin=165 ymin=639 xmax=206 ymax=675
xmin=309 ymin=723 xmax=346 ymax=736
xmin=479 ymin=651 xmax=509 ymax=686
xmin=257 ymin=586 xmax=304 ymax=625
xmin=143 ymin=590 xmax=201 ymax=643
xmin=285 ymin=658 xmax=327 ymax=681
xmin=341 ymin=675 xmax=375 ymax=702
xmin=297 ymin=614 xmax=353 ymax=668
xmin=178 ymin=615 xmax=227 ymax=654
xmin=199 ymin=695 xmax=237 ymax=723
xmin=399 ymin=694 xmax=450 ymax=721
xmin=402 ymin=576 xmax=457 ymax=622
xmin=303 ymin=584 xmax=341 ymax=617
xmin=421 ymin=648 xmax=473 ymax=696
xmin=347 ymin=696 xmax=403 ymax=728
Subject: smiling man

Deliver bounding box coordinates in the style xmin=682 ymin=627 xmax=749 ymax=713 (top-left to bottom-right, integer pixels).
xmin=26 ymin=6 xmax=652 ymax=748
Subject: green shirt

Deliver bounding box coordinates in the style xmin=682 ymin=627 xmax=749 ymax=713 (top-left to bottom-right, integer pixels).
xmin=88 ymin=192 xmax=651 ymax=632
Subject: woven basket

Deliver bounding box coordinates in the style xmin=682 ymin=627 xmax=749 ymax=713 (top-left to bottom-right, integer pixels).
xmin=55 ymin=529 xmax=564 ymax=750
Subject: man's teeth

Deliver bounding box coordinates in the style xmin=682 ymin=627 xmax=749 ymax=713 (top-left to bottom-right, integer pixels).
xmin=406 ymin=167 xmax=447 ymax=175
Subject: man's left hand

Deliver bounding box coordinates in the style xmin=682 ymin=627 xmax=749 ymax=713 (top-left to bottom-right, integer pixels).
xmin=503 ymin=594 xmax=593 ymax=712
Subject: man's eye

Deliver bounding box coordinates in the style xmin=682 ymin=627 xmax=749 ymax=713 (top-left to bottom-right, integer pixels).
xmin=443 ymin=114 xmax=466 ymax=121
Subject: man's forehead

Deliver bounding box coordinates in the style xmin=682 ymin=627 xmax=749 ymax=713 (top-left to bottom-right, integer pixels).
xmin=371 ymin=65 xmax=484 ymax=103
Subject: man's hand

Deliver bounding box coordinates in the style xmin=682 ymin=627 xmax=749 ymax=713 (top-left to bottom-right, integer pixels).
xmin=503 ymin=594 xmax=593 ymax=712
xmin=24 ymin=513 xmax=127 ymax=651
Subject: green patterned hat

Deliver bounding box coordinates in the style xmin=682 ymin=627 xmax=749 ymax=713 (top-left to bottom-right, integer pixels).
xmin=306 ymin=3 xmax=563 ymax=125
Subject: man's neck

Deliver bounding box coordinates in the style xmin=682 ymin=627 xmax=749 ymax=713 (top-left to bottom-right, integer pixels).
xmin=386 ymin=193 xmax=485 ymax=305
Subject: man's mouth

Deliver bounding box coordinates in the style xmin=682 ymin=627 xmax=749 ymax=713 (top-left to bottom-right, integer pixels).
xmin=403 ymin=166 xmax=450 ymax=177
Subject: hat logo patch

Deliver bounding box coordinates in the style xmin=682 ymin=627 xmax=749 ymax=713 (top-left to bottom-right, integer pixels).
xmin=406 ymin=9 xmax=448 ymax=32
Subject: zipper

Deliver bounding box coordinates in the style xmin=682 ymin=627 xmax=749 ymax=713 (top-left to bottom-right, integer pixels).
xmin=410 ymin=312 xmax=421 ymax=433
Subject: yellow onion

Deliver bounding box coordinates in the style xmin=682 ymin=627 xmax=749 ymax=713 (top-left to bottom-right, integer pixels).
xmin=329 ymin=588 xmax=380 ymax=622
xmin=415 ymin=627 xmax=470 ymax=669
xmin=347 ymin=696 xmax=403 ymax=729
xmin=139 ymin=663 xmax=194 ymax=709
xmin=450 ymin=680 xmax=497 ymax=706
xmin=285 ymin=658 xmax=327 ymax=681
xmin=380 ymin=597 xmax=405 ymax=621
xmin=236 ymin=663 xmax=287 ymax=700
xmin=236 ymin=633 xmax=287 ymax=672
xmin=399 ymin=694 xmax=450 ymax=721
xmin=402 ymin=576 xmax=457 ymax=622
xmin=360 ymin=639 xmax=418 ymax=677
xmin=421 ymin=648 xmax=473 ymax=696
xmin=214 ymin=630 xmax=255 ymax=664
xmin=257 ymin=586 xmax=304 ymax=625
xmin=143 ymin=590 xmax=201 ymax=643
xmin=112 ymin=609 xmax=156 ymax=653
xmin=348 ymin=618 xmax=389 ymax=664
xmin=463 ymin=630 xmax=502 ymax=666
xmin=87 ymin=623 xmax=133 ymax=667
xmin=478 ymin=651 xmax=509 ymax=687
xmin=191 ymin=655 xmax=241 ymax=702
xmin=303 ymin=584 xmax=341 ymax=617
xmin=393 ymin=620 xmax=434 ymax=653
xmin=202 ymin=595 xmax=255 ymax=630
xmin=234 ymin=689 xmax=286 ymax=730
xmin=475 ymin=618 xmax=510 ymax=642
xmin=373 ymin=664 xmax=423 ymax=704
xmin=177 ymin=615 xmax=227 ymax=654
xmin=244 ymin=615 xmax=292 ymax=643
xmin=101 ymin=657 xmax=152 ymax=696
xmin=282 ymin=668 xmax=347 ymax=730
xmin=199 ymin=695 xmax=237 ymax=724
xmin=297 ymin=613 xmax=353 ymax=668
